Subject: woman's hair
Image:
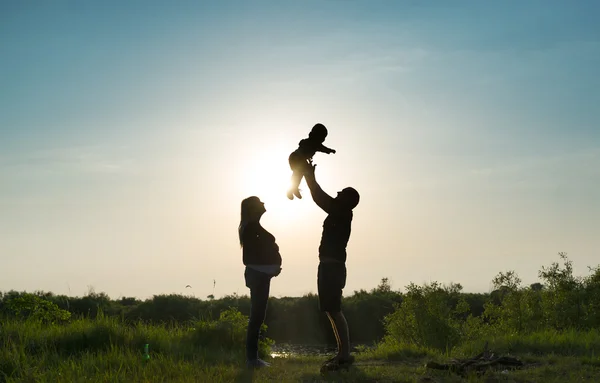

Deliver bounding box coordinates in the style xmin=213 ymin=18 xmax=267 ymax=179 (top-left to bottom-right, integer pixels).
xmin=238 ymin=196 xmax=261 ymax=247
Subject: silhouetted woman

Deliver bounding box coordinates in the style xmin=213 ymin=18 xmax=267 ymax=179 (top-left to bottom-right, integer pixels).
xmin=238 ymin=196 xmax=282 ymax=368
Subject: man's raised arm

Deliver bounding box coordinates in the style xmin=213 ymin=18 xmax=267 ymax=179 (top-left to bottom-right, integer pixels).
xmin=303 ymin=161 xmax=334 ymax=213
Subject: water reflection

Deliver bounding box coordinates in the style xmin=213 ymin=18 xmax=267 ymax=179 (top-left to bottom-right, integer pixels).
xmin=270 ymin=344 xmax=366 ymax=359
xmin=270 ymin=351 xmax=292 ymax=358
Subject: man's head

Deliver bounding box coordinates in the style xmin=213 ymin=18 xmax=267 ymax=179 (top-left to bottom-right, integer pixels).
xmin=336 ymin=187 xmax=360 ymax=210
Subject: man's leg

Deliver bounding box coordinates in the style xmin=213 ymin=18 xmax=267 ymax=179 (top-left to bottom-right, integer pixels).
xmin=326 ymin=312 xmax=342 ymax=356
xmin=318 ymin=262 xmax=353 ymax=366
xmin=326 ymin=311 xmax=351 ymax=359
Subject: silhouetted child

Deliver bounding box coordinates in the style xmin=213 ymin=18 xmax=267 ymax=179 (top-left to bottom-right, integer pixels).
xmin=287 ymin=123 xmax=336 ymax=200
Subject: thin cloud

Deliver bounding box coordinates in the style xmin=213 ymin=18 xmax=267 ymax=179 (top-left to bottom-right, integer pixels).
xmin=469 ymin=148 xmax=600 ymax=178
xmin=0 ymin=145 xmax=135 ymax=176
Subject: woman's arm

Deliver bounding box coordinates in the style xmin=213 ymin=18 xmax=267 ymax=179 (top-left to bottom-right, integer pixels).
xmin=241 ymin=222 xmax=260 ymax=249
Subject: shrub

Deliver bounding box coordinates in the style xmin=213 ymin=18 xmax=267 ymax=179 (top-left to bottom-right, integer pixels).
xmin=190 ymin=307 xmax=272 ymax=357
xmin=382 ymin=282 xmax=466 ymax=351
xmin=4 ymin=294 xmax=71 ymax=324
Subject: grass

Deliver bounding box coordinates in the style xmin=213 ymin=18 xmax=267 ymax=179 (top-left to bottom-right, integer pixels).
xmin=1 ymin=317 xmax=600 ymax=382
xmin=2 ymin=351 xmax=600 ymax=382
xmin=454 ymin=329 xmax=600 ymax=357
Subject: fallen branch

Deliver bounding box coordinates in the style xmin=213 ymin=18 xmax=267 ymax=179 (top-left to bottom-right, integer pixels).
xmin=425 ymin=342 xmax=524 ymax=375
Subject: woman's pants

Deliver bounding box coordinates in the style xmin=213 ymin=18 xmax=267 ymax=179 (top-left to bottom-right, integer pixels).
xmin=244 ymin=267 xmax=272 ymax=360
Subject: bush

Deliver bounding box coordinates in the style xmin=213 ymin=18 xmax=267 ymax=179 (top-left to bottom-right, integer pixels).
xmin=378 ymin=253 xmax=600 ymax=356
xmin=190 ymin=307 xmax=272 ymax=357
xmin=382 ymin=282 xmax=467 ymax=351
xmin=4 ymin=294 xmax=71 ymax=324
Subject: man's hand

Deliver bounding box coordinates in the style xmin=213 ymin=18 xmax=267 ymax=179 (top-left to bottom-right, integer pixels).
xmin=330 ymin=149 xmax=336 ymax=154
xmin=301 ymin=158 xmax=334 ymax=213
xmin=303 ymin=159 xmax=316 ymax=178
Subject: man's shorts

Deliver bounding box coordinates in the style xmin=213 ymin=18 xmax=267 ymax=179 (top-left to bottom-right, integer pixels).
xmin=317 ymin=261 xmax=347 ymax=313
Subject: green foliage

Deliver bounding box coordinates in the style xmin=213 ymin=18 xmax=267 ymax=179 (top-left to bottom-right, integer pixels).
xmin=191 ymin=307 xmax=272 ymax=357
xmin=1 ymin=254 xmax=600 ymax=382
xmin=4 ymin=293 xmax=71 ymax=324
xmin=382 ymin=282 xmax=467 ymax=351
xmin=265 ymin=294 xmax=326 ymax=344
xmin=482 ymin=270 xmax=545 ymax=334
xmin=0 ymin=278 xmax=482 ymax=347
xmin=343 ymin=278 xmax=404 ymax=343
xmin=481 ymin=253 xmax=599 ymax=335
xmin=1 ymin=252 xmax=598 ymax=354
xmin=455 ymin=328 xmax=600 ymax=357
xmin=538 ymin=252 xmax=586 ymax=329
xmin=0 ymin=307 xmax=274 ymax=381
xmin=380 ymin=253 xmax=600 ymax=355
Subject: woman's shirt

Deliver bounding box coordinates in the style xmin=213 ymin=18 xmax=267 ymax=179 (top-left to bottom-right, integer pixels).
xmin=241 ymin=221 xmax=282 ymax=267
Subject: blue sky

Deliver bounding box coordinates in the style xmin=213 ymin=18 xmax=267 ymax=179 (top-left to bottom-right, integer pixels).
xmin=1 ymin=1 xmax=599 ymax=298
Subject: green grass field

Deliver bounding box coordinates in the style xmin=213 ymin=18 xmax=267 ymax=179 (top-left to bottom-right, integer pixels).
xmin=2 ymin=347 xmax=600 ymax=382
xmin=2 ymin=315 xmax=599 ymax=382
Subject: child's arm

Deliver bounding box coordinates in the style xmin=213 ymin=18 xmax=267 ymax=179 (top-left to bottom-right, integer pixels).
xmin=316 ymin=143 xmax=336 ymax=154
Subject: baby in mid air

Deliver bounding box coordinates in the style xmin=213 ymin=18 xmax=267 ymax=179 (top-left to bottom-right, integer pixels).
xmin=287 ymin=123 xmax=335 ymax=200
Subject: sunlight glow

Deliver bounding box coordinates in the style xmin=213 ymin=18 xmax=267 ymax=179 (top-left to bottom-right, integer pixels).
xmin=238 ymin=143 xmax=312 ymax=227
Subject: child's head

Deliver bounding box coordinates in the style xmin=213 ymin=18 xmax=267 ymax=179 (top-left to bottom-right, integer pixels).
xmin=309 ymin=123 xmax=328 ymax=142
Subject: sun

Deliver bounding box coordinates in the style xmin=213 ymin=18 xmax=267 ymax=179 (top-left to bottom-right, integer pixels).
xmin=238 ymin=146 xmax=310 ymax=225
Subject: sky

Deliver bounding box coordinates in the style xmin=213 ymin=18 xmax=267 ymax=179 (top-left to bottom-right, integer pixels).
xmin=1 ymin=1 xmax=599 ymax=300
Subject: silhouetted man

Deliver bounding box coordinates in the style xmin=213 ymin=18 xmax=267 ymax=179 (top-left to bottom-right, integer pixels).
xmin=303 ymin=160 xmax=360 ymax=370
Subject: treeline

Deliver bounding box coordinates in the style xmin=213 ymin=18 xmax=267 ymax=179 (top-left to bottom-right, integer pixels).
xmin=2 ymin=253 xmax=598 ymax=348
xmin=0 ymin=280 xmax=407 ymax=344
xmin=0 ymin=280 xmax=483 ymax=345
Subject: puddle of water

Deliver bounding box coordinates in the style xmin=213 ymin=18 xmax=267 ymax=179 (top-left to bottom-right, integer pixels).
xmin=270 ymin=344 xmax=370 ymax=359
xmin=270 ymin=351 xmax=292 ymax=359
xmin=270 ymin=344 xmax=335 ymax=359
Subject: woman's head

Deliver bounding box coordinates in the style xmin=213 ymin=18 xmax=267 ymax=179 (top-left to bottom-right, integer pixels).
xmin=239 ymin=196 xmax=266 ymax=247
xmin=240 ymin=196 xmax=266 ymax=223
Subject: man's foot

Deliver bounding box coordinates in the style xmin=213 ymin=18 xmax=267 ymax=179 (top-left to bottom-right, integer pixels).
xmin=320 ymin=354 xmax=355 ymax=372
xmin=322 ymin=354 xmax=354 ymax=364
xmin=293 ymin=189 xmax=302 ymax=199
xmin=323 ymin=354 xmax=340 ymax=365
xmin=246 ymin=358 xmax=271 ymax=369
xmin=338 ymin=355 xmax=355 ymax=366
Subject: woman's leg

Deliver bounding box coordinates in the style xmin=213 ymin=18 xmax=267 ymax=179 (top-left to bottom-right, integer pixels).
xmin=245 ymin=269 xmax=271 ymax=361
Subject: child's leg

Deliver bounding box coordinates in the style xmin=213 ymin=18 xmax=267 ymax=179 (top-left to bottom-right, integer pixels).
xmin=287 ymin=170 xmax=303 ymax=199
xmin=292 ymin=171 xmax=303 ymax=198
xmin=287 ymin=153 xmax=305 ymax=199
